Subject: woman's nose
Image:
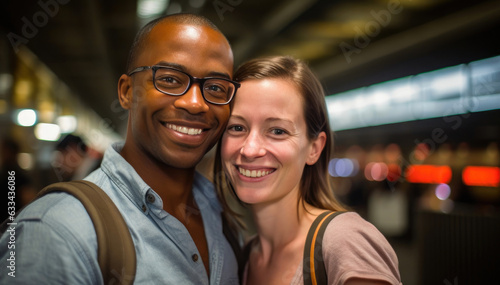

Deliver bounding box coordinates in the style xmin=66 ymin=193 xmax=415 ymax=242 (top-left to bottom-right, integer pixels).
xmin=240 ymin=132 xmax=266 ymax=159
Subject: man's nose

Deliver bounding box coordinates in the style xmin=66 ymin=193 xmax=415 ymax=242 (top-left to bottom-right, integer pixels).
xmin=173 ymin=83 xmax=210 ymax=114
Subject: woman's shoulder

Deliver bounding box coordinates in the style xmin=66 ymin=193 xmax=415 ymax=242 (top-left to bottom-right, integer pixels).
xmin=325 ymin=211 xmax=381 ymax=236
xmin=321 ymin=211 xmax=402 ymax=284
xmin=322 ymin=211 xmax=394 ymax=255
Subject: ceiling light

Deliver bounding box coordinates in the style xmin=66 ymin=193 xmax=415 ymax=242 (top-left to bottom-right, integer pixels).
xmin=16 ymin=109 xmax=37 ymax=127
xmin=35 ymin=123 xmax=61 ymax=141
xmin=56 ymin=115 xmax=77 ymax=133
xmin=137 ymin=0 xmax=169 ymax=18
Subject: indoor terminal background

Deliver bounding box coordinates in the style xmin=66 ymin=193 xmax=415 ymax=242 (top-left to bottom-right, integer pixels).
xmin=1 ymin=0 xmax=500 ymax=284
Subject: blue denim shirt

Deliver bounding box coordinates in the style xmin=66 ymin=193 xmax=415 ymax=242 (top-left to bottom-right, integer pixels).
xmin=0 ymin=143 xmax=239 ymax=284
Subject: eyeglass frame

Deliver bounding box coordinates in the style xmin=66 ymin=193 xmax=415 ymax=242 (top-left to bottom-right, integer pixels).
xmin=127 ymin=65 xmax=240 ymax=105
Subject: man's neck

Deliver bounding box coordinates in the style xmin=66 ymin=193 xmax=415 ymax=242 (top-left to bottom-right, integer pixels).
xmin=119 ymin=143 xmax=196 ymax=216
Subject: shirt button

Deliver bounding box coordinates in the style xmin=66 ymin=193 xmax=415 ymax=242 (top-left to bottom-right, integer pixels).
xmin=142 ymin=204 xmax=147 ymax=212
xmin=147 ymin=193 xmax=155 ymax=203
xmin=192 ymin=254 xmax=199 ymax=262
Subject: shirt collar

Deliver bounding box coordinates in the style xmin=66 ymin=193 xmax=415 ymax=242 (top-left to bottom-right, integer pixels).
xmin=100 ymin=142 xmax=222 ymax=214
xmin=100 ymin=142 xmax=151 ymax=210
xmin=193 ymin=171 xmax=222 ymax=213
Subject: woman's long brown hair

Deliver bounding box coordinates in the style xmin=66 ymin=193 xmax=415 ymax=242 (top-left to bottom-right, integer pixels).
xmin=214 ymin=55 xmax=345 ymax=231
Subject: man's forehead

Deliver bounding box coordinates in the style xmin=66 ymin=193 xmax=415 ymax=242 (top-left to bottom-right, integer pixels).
xmin=139 ymin=22 xmax=234 ymax=76
xmin=149 ymin=21 xmax=222 ymax=41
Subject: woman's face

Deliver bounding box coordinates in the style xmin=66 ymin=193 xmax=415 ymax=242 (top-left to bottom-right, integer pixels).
xmin=221 ymin=78 xmax=325 ymax=206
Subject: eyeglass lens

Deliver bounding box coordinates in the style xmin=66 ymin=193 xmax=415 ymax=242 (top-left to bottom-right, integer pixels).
xmin=154 ymin=68 xmax=235 ymax=104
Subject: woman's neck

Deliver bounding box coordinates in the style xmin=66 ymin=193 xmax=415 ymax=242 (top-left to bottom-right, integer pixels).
xmin=251 ymin=195 xmax=322 ymax=255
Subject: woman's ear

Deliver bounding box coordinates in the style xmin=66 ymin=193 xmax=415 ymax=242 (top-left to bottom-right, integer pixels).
xmin=306 ymin=131 xmax=327 ymax=165
xmin=118 ymin=74 xmax=132 ymax=110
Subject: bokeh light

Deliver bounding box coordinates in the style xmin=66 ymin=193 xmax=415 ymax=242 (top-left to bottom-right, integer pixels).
xmin=328 ymin=158 xmax=359 ymax=177
xmin=365 ymin=162 xmax=388 ymax=181
xmin=34 ymin=123 xmax=61 ymax=141
xmin=16 ymin=109 xmax=37 ymax=127
xmin=435 ymin=183 xmax=451 ymax=200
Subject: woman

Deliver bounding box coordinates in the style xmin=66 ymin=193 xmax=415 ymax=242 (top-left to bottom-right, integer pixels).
xmin=214 ymin=56 xmax=401 ymax=285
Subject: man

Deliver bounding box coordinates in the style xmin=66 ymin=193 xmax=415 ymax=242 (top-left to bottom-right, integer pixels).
xmin=0 ymin=14 xmax=240 ymax=284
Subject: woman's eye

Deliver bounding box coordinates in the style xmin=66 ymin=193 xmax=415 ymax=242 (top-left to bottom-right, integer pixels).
xmin=228 ymin=125 xmax=244 ymax=132
xmin=271 ymin=128 xmax=287 ymax=135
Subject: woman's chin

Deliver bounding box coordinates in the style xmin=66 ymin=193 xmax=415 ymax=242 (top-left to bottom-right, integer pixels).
xmin=234 ymin=189 xmax=264 ymax=205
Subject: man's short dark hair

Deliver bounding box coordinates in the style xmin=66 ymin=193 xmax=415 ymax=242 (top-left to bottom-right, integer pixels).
xmin=125 ymin=13 xmax=224 ymax=74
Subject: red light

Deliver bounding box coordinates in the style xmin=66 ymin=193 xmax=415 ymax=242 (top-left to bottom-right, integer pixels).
xmin=462 ymin=166 xmax=500 ymax=187
xmin=387 ymin=163 xmax=401 ymax=182
xmin=405 ymin=165 xmax=452 ymax=184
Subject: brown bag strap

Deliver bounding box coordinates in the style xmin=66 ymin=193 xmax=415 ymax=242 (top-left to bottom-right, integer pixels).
xmin=38 ymin=180 xmax=136 ymax=285
xmin=303 ymin=211 xmax=346 ymax=285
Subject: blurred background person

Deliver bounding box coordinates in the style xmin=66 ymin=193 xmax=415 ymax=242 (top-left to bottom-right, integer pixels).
xmin=49 ymin=134 xmax=102 ymax=183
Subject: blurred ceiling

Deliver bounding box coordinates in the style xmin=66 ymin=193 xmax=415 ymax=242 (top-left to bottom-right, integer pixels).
xmin=2 ymin=0 xmax=500 ymax=134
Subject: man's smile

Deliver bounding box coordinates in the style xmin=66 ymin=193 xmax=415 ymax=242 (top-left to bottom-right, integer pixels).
xmin=165 ymin=123 xmax=203 ymax=135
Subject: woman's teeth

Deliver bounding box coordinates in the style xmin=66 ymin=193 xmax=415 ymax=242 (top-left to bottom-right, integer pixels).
xmin=239 ymin=167 xmax=272 ymax=178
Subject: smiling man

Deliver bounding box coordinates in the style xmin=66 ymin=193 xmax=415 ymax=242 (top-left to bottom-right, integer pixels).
xmin=0 ymin=14 xmax=240 ymax=284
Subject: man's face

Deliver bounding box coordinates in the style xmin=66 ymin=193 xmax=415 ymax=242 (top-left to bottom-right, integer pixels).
xmin=121 ymin=22 xmax=233 ymax=169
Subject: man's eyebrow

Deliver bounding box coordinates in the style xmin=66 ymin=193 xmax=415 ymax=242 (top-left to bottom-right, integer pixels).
xmin=207 ymin=71 xmax=231 ymax=79
xmin=156 ymin=61 xmax=185 ymax=70
xmin=155 ymin=61 xmax=231 ymax=79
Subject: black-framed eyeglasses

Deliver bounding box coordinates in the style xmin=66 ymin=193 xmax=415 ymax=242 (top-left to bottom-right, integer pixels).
xmin=128 ymin=65 xmax=240 ymax=105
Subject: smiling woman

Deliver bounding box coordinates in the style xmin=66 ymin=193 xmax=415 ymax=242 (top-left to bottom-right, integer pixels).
xmin=222 ymin=78 xmax=319 ymax=205
xmin=214 ymin=55 xmax=402 ymax=285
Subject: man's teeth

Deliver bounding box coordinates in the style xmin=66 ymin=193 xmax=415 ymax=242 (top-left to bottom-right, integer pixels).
xmin=166 ymin=123 xmax=202 ymax=135
xmin=239 ymin=167 xmax=272 ymax=178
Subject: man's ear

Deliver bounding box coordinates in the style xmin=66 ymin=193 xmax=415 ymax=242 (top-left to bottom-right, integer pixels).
xmin=118 ymin=74 xmax=132 ymax=110
xmin=306 ymin=131 xmax=327 ymax=165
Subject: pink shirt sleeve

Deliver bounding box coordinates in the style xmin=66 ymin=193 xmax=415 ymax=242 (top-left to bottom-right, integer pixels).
xmin=322 ymin=212 xmax=402 ymax=285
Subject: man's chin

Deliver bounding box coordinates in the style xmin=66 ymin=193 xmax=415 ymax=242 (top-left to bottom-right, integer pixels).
xmin=161 ymin=151 xmax=206 ymax=170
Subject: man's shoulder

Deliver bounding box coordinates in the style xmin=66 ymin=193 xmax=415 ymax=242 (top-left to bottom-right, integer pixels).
xmin=1 ymin=185 xmax=102 ymax=284
xmin=17 ymin=190 xmax=93 ymax=229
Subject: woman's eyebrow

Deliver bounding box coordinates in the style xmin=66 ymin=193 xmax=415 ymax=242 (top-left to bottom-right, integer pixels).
xmin=265 ymin=117 xmax=295 ymax=125
xmin=229 ymin=114 xmax=247 ymax=122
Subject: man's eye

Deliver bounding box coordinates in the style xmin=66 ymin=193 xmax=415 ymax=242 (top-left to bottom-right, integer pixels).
xmin=206 ymin=84 xmax=225 ymax=92
xmin=158 ymin=76 xmax=179 ymax=84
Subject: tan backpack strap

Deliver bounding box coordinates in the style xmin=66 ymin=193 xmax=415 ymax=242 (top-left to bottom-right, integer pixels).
xmin=38 ymin=180 xmax=136 ymax=285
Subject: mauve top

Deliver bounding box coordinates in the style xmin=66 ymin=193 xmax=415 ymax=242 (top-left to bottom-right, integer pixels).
xmin=243 ymin=212 xmax=402 ymax=285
